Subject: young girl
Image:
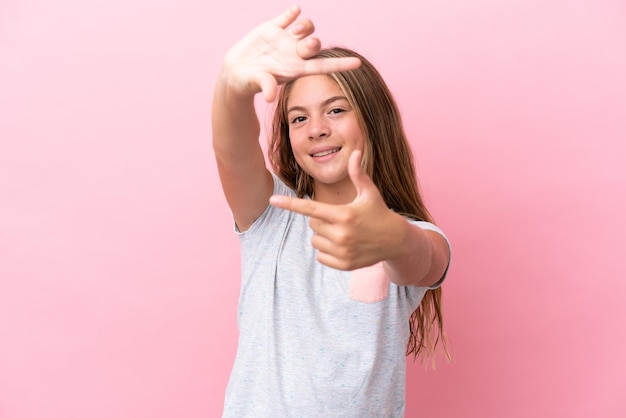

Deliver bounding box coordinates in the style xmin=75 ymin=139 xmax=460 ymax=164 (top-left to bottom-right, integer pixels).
xmin=212 ymin=5 xmax=451 ymax=417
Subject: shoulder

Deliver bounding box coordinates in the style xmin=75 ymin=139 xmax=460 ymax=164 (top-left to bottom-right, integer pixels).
xmin=411 ymin=220 xmax=448 ymax=242
xmin=270 ymin=173 xmax=297 ymax=198
xmin=236 ymin=173 xmax=299 ymax=239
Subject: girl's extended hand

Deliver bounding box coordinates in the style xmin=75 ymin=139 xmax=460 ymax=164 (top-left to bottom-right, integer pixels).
xmin=222 ymin=5 xmax=361 ymax=102
xmin=269 ymin=151 xmax=410 ymax=271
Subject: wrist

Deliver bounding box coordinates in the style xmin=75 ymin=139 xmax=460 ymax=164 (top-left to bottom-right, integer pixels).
xmin=216 ymin=67 xmax=259 ymax=101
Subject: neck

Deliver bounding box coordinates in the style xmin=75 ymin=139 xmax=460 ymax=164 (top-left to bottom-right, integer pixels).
xmin=312 ymin=180 xmax=356 ymax=205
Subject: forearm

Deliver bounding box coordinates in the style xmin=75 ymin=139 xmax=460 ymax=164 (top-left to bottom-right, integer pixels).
xmin=211 ymin=70 xmax=273 ymax=230
xmin=383 ymin=216 xmax=449 ymax=287
xmin=211 ymin=72 xmax=263 ymax=163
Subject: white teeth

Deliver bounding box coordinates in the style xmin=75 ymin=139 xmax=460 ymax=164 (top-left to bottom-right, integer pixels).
xmin=311 ymin=148 xmax=340 ymax=157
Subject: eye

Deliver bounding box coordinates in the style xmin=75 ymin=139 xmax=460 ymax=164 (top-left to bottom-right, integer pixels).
xmin=290 ymin=115 xmax=307 ymax=124
xmin=329 ymin=108 xmax=345 ymax=115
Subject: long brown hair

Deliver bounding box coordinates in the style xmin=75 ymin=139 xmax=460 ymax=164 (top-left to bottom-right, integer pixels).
xmin=268 ymin=47 xmax=449 ymax=364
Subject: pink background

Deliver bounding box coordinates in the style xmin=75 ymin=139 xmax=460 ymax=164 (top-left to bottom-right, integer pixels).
xmin=1 ymin=0 xmax=625 ymax=417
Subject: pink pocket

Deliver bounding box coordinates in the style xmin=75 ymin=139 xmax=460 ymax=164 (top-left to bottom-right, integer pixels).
xmin=349 ymin=262 xmax=389 ymax=303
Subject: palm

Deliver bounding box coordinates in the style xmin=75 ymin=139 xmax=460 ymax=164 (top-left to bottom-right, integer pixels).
xmin=223 ymin=6 xmax=360 ymax=101
xmin=232 ymin=23 xmax=307 ymax=87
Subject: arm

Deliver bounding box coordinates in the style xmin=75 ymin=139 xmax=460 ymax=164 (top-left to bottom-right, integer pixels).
xmin=211 ymin=6 xmax=361 ymax=231
xmin=268 ymin=150 xmax=450 ymax=286
xmin=381 ymin=217 xmax=450 ymax=287
xmin=212 ymin=73 xmax=272 ymax=232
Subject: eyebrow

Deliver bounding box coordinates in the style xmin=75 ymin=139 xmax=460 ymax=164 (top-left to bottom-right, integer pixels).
xmin=287 ymin=96 xmax=348 ymax=114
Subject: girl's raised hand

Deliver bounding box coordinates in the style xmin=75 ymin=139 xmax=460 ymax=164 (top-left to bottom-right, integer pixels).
xmin=222 ymin=5 xmax=361 ymax=102
xmin=269 ymin=151 xmax=409 ymax=271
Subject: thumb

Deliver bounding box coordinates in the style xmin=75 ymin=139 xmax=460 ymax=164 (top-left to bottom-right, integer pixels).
xmin=256 ymin=73 xmax=278 ymax=102
xmin=348 ymin=150 xmax=375 ymax=199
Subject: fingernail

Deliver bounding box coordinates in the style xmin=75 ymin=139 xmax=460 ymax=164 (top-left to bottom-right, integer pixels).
xmin=269 ymin=195 xmax=281 ymax=205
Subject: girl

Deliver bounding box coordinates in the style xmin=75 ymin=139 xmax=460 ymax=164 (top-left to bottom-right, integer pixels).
xmin=212 ymin=5 xmax=451 ymax=417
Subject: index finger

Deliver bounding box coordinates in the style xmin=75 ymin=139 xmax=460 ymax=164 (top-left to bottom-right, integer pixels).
xmin=271 ymin=5 xmax=301 ymax=29
xmin=303 ymin=56 xmax=362 ymax=75
xmin=269 ymin=195 xmax=340 ymax=222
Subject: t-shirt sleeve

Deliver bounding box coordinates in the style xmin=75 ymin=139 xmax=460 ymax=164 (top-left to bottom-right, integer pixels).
xmin=411 ymin=221 xmax=451 ymax=289
xmin=233 ymin=173 xmax=296 ymax=238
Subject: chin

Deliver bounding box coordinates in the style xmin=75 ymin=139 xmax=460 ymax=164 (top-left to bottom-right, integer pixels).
xmin=313 ymin=173 xmax=349 ymax=186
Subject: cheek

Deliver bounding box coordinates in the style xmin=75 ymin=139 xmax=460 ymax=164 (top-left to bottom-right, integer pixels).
xmin=356 ymin=134 xmax=365 ymax=150
xmin=291 ymin=148 xmax=304 ymax=165
xmin=353 ymin=130 xmax=366 ymax=152
xmin=348 ymin=120 xmax=366 ymax=150
xmin=288 ymin=137 xmax=306 ymax=166
xmin=288 ymin=132 xmax=305 ymax=154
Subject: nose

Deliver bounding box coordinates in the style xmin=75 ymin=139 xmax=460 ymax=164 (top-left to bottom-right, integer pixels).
xmin=307 ymin=116 xmax=329 ymax=140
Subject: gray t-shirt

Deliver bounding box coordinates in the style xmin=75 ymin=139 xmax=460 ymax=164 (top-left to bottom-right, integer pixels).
xmin=222 ymin=175 xmax=449 ymax=418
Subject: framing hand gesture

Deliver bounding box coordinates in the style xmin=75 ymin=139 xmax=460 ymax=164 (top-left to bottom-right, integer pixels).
xmin=222 ymin=5 xmax=361 ymax=101
xmin=270 ymin=150 xmax=409 ymax=271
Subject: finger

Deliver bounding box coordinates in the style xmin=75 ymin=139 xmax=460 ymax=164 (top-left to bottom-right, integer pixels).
xmin=269 ymin=195 xmax=339 ymax=222
xmin=308 ymin=232 xmax=345 ymax=268
xmin=296 ymin=37 xmax=322 ymax=59
xmin=302 ymin=56 xmax=362 ymax=75
xmin=271 ymin=5 xmax=301 ymax=29
xmin=250 ymin=71 xmax=277 ymax=102
xmin=308 ymin=218 xmax=354 ymax=247
xmin=309 ymin=218 xmax=345 ymax=243
xmin=316 ymin=251 xmax=354 ymax=271
xmin=308 ymin=217 xmax=324 ymax=233
xmin=347 ymin=149 xmax=368 ymax=195
xmin=256 ymin=72 xmax=278 ymax=102
xmin=290 ymin=19 xmax=315 ymax=39
xmin=310 ymin=233 xmax=333 ymax=253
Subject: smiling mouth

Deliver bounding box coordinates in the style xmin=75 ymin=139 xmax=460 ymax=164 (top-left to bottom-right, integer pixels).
xmin=311 ymin=147 xmax=341 ymax=157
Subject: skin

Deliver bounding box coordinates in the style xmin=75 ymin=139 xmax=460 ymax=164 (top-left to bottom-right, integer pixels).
xmin=212 ymin=5 xmax=360 ymax=232
xmin=212 ymin=5 xmax=450 ymax=287
xmin=286 ymin=74 xmax=365 ymax=205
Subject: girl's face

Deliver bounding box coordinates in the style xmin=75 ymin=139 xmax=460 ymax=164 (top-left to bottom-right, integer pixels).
xmin=286 ymin=75 xmax=365 ymax=203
